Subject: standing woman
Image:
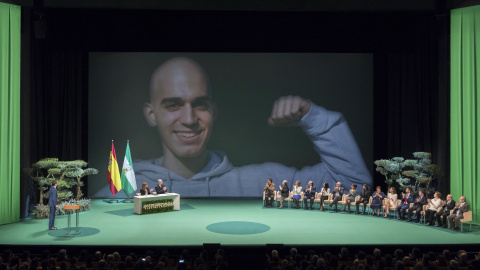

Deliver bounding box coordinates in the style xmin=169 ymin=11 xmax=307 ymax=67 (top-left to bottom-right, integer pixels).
xmin=370 ymin=186 xmax=385 ymax=216
xmin=342 ymin=184 xmax=358 ymax=213
xmin=319 ymin=182 xmax=331 ymax=211
xmin=384 ymin=187 xmax=398 ymax=218
xmin=291 ymin=181 xmax=302 ymax=209
xmin=277 ymin=180 xmax=290 ymax=209
xmin=140 ymin=182 xmax=151 ymax=195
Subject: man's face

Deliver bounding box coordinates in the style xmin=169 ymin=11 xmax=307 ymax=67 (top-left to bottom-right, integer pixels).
xmin=145 ymin=60 xmax=215 ymax=159
xmin=308 ymin=181 xmax=313 ymax=186
xmin=419 ymin=191 xmax=423 ymax=197
xmin=157 ymin=180 xmax=163 ymax=186
xmin=460 ymin=196 xmax=465 ymax=203
xmin=336 ymin=182 xmax=341 ymax=188
xmin=447 ymin=194 xmax=452 ymax=201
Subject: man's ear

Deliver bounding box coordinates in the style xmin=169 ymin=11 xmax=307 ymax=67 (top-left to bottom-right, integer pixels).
xmin=143 ymin=102 xmax=157 ymax=127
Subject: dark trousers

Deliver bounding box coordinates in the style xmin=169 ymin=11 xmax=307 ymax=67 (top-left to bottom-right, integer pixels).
xmin=356 ymin=198 xmax=369 ymax=213
xmin=49 ymin=205 xmax=56 ymax=229
xmin=435 ymin=209 xmax=449 ymax=225
xmin=265 ymin=194 xmax=274 ymax=206
xmin=407 ymin=205 xmax=422 ymax=221
xmin=304 ymin=196 xmax=314 ymax=209
xmin=397 ymin=204 xmax=410 ymax=219
xmin=331 ymin=195 xmax=342 ymax=209
xmin=424 ymin=209 xmax=437 ymax=224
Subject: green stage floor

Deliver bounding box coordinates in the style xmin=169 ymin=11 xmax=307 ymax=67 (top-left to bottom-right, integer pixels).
xmin=0 ymin=199 xmax=479 ymax=246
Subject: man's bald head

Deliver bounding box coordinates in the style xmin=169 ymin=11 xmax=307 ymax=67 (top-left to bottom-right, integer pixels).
xmin=149 ymin=57 xmax=211 ymax=102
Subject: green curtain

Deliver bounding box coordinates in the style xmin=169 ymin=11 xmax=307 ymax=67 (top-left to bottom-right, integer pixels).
xmin=0 ymin=2 xmax=21 ymax=225
xmin=450 ymin=5 xmax=480 ymax=225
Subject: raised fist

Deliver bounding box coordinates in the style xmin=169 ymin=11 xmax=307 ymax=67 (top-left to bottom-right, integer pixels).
xmin=268 ymin=96 xmax=311 ymax=127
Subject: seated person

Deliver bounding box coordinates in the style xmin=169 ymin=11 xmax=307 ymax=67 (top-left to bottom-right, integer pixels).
xmin=384 ymin=187 xmax=398 ymax=218
xmin=396 ymin=188 xmax=413 ymax=220
xmin=291 ymin=180 xmax=302 ymax=209
xmin=407 ymin=190 xmax=427 ymax=223
xmin=319 ymin=182 xmax=331 ymax=211
xmin=447 ymin=196 xmax=469 ymax=231
xmin=277 ymin=180 xmax=289 ymax=209
xmin=425 ymin=191 xmax=442 ymax=226
xmin=303 ymin=181 xmax=316 ymax=210
xmin=370 ymin=186 xmax=385 ymax=216
xmin=435 ymin=194 xmax=456 ymax=228
xmin=155 ymin=179 xmax=167 ymax=194
xmin=355 ymin=184 xmax=370 ymax=215
xmin=329 ymin=182 xmax=344 ymax=212
xmin=264 ymin=178 xmax=275 ymax=208
xmin=139 ymin=182 xmax=151 ymax=195
xmin=342 ymin=184 xmax=358 ymax=213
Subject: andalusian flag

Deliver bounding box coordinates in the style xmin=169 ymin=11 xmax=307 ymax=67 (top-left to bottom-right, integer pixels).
xmin=120 ymin=141 xmax=137 ymax=196
xmin=107 ymin=141 xmax=122 ymax=196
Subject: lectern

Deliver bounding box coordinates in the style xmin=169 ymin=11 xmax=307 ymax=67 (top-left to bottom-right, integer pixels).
xmin=63 ymin=205 xmax=80 ymax=235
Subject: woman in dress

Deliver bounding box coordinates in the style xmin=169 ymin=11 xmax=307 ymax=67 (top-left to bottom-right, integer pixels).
xmin=370 ymin=186 xmax=385 ymax=216
xmin=425 ymin=191 xmax=442 ymax=226
xmin=342 ymin=184 xmax=358 ymax=213
xmin=277 ymin=180 xmax=290 ymax=208
xmin=140 ymin=182 xmax=151 ymax=195
xmin=319 ymin=182 xmax=331 ymax=211
xmin=291 ymin=181 xmax=302 ymax=209
xmin=384 ymin=187 xmax=398 ymax=218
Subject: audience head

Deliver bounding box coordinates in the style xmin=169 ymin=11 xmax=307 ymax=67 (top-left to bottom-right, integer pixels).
xmin=376 ymin=186 xmax=381 ymax=192
xmin=267 ymin=178 xmax=272 ymax=184
xmin=418 ymin=190 xmax=424 ymax=196
xmin=434 ymin=191 xmax=441 ymax=199
xmin=351 ymin=184 xmax=357 ymax=190
xmin=308 ymin=181 xmax=313 ymax=186
xmin=141 ymin=182 xmax=148 ymax=190
xmin=324 ymin=182 xmax=329 ymax=189
xmin=406 ymin=187 xmax=411 ymax=193
xmin=390 ymin=187 xmax=396 ymax=194
xmin=282 ymin=180 xmax=287 ymax=187
xmin=447 ymin=194 xmax=453 ymax=201
xmin=460 ymin=196 xmax=466 ymax=203
xmin=295 ymin=181 xmax=301 ymax=187
xmin=336 ymin=182 xmax=341 ymax=187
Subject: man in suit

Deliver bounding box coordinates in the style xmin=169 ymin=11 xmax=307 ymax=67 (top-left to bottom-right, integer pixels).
xmin=329 ymin=182 xmax=344 ymax=212
xmin=407 ymin=190 xmax=427 ymax=223
xmin=48 ymin=180 xmax=58 ymax=230
xmin=154 ymin=179 xmax=168 ymax=194
xmin=447 ymin=196 xmax=469 ymax=231
xmin=397 ymin=188 xmax=413 ymax=220
xmin=435 ymin=194 xmax=456 ymax=228
xmin=356 ymin=184 xmax=370 ymax=215
xmin=303 ymin=181 xmax=316 ymax=210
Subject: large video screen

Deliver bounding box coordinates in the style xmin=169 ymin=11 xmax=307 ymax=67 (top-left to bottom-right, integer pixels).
xmin=88 ymin=53 xmax=373 ymax=198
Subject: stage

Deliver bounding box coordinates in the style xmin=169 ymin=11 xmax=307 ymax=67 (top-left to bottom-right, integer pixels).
xmin=0 ymin=199 xmax=478 ymax=247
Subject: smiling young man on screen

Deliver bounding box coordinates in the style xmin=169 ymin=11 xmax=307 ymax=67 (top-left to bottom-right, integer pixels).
xmin=93 ymin=57 xmax=371 ymax=197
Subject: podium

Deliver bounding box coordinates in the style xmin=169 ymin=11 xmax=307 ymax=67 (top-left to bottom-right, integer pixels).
xmin=63 ymin=205 xmax=80 ymax=235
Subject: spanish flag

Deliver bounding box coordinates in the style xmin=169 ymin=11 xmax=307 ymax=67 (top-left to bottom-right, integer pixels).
xmin=107 ymin=141 xmax=122 ymax=196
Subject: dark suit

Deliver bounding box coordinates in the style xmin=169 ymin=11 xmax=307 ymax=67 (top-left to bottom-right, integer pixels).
xmin=330 ymin=186 xmax=344 ymax=210
xmin=140 ymin=189 xmax=151 ymax=195
xmin=356 ymin=188 xmax=370 ymax=214
xmin=407 ymin=195 xmax=427 ymax=222
xmin=48 ymin=186 xmax=58 ymax=229
xmin=448 ymin=202 xmax=470 ymax=229
xmin=435 ymin=199 xmax=456 ymax=226
xmin=155 ymin=184 xmax=167 ymax=194
xmin=303 ymin=185 xmax=316 ymax=209
xmin=396 ymin=193 xmax=413 ymax=220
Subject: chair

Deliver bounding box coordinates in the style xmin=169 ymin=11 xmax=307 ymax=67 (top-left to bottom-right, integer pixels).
xmin=460 ymin=211 xmax=473 ymax=232
xmin=419 ymin=204 xmax=429 ymax=223
xmin=323 ymin=194 xmax=333 ymax=210
xmin=284 ymin=191 xmax=294 ymax=208
xmin=365 ymin=197 xmax=373 ymax=213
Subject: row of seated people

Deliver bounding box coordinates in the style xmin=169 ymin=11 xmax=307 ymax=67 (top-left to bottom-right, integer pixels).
xmin=0 ymin=248 xmax=227 ymax=270
xmin=263 ymin=179 xmax=471 ymax=232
